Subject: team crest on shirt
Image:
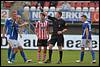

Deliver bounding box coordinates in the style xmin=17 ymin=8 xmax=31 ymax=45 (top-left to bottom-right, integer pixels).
xmin=59 ymin=25 xmax=60 ymax=27
xmin=41 ymin=27 xmax=45 ymax=30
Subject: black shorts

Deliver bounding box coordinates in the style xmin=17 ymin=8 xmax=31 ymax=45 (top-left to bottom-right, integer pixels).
xmin=49 ymin=34 xmax=64 ymax=47
xmin=37 ymin=39 xmax=48 ymax=47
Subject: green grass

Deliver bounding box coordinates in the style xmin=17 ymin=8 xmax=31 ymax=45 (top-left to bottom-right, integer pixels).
xmin=1 ymin=49 xmax=99 ymax=66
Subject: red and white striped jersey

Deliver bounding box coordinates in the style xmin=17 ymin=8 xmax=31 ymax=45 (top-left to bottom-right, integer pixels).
xmin=35 ymin=20 xmax=49 ymax=40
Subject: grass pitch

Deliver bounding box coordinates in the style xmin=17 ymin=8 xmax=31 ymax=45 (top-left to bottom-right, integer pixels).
xmin=1 ymin=49 xmax=99 ymax=66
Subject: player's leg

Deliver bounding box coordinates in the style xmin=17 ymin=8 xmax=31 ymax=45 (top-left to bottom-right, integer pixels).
xmin=37 ymin=46 xmax=41 ymax=63
xmin=18 ymin=46 xmax=27 ymax=62
xmin=57 ymin=35 xmax=64 ymax=64
xmin=45 ymin=35 xmax=57 ymax=63
xmin=6 ymin=35 xmax=12 ymax=62
xmin=37 ymin=39 xmax=42 ymax=63
xmin=88 ymin=39 xmax=96 ymax=63
xmin=10 ymin=48 xmax=18 ymax=63
xmin=44 ymin=43 xmax=53 ymax=63
xmin=42 ymin=40 xmax=48 ymax=63
xmin=18 ymin=46 xmax=32 ymax=63
xmin=9 ymin=40 xmax=18 ymax=63
xmin=44 ymin=37 xmax=57 ymax=63
xmin=42 ymin=46 xmax=47 ymax=63
xmin=76 ymin=39 xmax=86 ymax=63
xmin=18 ymin=39 xmax=32 ymax=63
xmin=7 ymin=41 xmax=12 ymax=61
xmin=57 ymin=46 xmax=63 ymax=64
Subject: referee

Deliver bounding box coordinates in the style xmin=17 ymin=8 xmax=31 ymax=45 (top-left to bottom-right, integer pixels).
xmin=44 ymin=11 xmax=67 ymax=64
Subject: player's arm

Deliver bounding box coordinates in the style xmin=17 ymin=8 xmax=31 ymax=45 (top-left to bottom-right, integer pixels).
xmin=18 ymin=28 xmax=22 ymax=38
xmin=44 ymin=12 xmax=57 ymax=21
xmin=19 ymin=22 xmax=29 ymax=27
xmin=86 ymin=27 xmax=89 ymax=39
xmin=62 ymin=23 xmax=68 ymax=33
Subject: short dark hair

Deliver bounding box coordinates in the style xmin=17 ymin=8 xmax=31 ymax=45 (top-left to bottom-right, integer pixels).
xmin=81 ymin=15 xmax=87 ymax=19
xmin=40 ymin=12 xmax=45 ymax=17
xmin=57 ymin=11 xmax=62 ymax=16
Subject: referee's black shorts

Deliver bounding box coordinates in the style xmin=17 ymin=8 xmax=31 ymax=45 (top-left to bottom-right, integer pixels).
xmin=37 ymin=39 xmax=48 ymax=47
xmin=49 ymin=34 xmax=64 ymax=47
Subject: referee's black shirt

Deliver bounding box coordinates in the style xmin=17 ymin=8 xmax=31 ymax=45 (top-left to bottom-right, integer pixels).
xmin=48 ymin=16 xmax=67 ymax=35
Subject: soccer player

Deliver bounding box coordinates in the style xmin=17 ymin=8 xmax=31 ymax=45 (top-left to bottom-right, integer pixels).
xmin=3 ymin=10 xmax=31 ymax=63
xmin=2 ymin=10 xmax=18 ymax=63
xmin=35 ymin=13 xmax=49 ymax=63
xmin=76 ymin=15 xmax=96 ymax=63
xmin=44 ymin=11 xmax=67 ymax=64
xmin=9 ymin=14 xmax=32 ymax=63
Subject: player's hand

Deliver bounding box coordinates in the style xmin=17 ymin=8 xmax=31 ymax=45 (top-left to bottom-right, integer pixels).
xmin=2 ymin=34 xmax=5 ymax=37
xmin=57 ymin=31 xmax=63 ymax=35
xmin=24 ymin=22 xmax=29 ymax=25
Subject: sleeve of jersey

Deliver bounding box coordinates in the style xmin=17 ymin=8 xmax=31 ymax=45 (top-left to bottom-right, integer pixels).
xmin=48 ymin=16 xmax=56 ymax=21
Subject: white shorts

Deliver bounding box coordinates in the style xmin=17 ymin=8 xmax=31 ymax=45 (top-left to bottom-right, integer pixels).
xmin=10 ymin=39 xmax=21 ymax=48
xmin=6 ymin=35 xmax=11 ymax=43
xmin=6 ymin=35 xmax=13 ymax=46
xmin=81 ymin=39 xmax=92 ymax=49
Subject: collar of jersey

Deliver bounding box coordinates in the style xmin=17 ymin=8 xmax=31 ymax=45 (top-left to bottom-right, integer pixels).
xmin=84 ymin=21 xmax=88 ymax=23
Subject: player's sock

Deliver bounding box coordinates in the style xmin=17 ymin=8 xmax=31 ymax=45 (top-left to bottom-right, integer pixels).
xmin=42 ymin=47 xmax=46 ymax=62
xmin=80 ymin=51 xmax=84 ymax=61
xmin=10 ymin=51 xmax=16 ymax=62
xmin=11 ymin=50 xmax=16 ymax=61
xmin=49 ymin=49 xmax=52 ymax=61
xmin=20 ymin=51 xmax=27 ymax=62
xmin=91 ymin=50 xmax=95 ymax=60
xmin=59 ymin=51 xmax=63 ymax=62
xmin=42 ymin=54 xmax=46 ymax=62
xmin=37 ymin=49 xmax=41 ymax=62
xmin=8 ymin=47 xmax=11 ymax=60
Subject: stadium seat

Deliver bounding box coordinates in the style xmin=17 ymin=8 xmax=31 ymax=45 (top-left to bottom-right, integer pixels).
xmin=56 ymin=1 xmax=63 ymax=8
xmin=24 ymin=6 xmax=30 ymax=11
xmin=75 ymin=2 xmax=82 ymax=8
xmin=76 ymin=7 xmax=82 ymax=11
xmin=3 ymin=1 xmax=12 ymax=9
xmin=71 ymin=7 xmax=75 ymax=11
xmin=82 ymin=2 xmax=89 ymax=7
xmin=82 ymin=7 xmax=89 ymax=11
xmin=49 ymin=6 xmax=55 ymax=11
xmin=44 ymin=1 xmax=50 ymax=7
xmin=56 ymin=7 xmax=62 ymax=11
xmin=70 ymin=2 xmax=76 ymax=7
xmin=31 ymin=1 xmax=37 ymax=7
xmin=43 ymin=7 xmax=49 ymax=11
xmin=89 ymin=2 xmax=95 ymax=7
xmin=96 ymin=7 xmax=99 ymax=12
xmin=37 ymin=7 xmax=40 ymax=11
xmin=89 ymin=7 xmax=95 ymax=12
xmin=30 ymin=6 xmax=36 ymax=11
xmin=95 ymin=2 xmax=99 ymax=8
